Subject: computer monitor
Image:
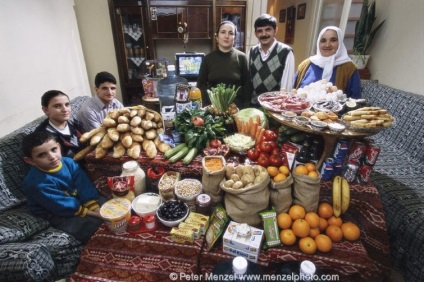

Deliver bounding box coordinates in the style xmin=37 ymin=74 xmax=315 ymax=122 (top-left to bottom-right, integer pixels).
xmin=175 ymin=52 xmax=205 ymax=81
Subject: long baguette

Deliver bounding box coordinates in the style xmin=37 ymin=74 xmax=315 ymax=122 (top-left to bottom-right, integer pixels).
xmin=80 ymin=127 xmax=104 ymax=143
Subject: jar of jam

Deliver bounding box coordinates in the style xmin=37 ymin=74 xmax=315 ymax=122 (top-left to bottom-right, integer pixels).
xmin=196 ymin=194 xmax=212 ymax=215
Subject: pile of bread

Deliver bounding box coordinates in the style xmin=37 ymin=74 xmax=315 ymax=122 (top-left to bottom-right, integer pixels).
xmin=301 ymin=110 xmax=339 ymax=123
xmin=74 ymin=106 xmax=171 ymax=160
xmin=342 ymin=106 xmax=394 ymax=129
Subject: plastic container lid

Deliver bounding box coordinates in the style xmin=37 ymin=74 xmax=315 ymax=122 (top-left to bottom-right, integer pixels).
xmin=123 ymin=160 xmax=138 ymax=170
xmin=232 ymin=256 xmax=248 ymax=275
xmin=167 ymin=65 xmax=175 ymax=72
xmin=300 ymin=260 xmax=316 ymax=276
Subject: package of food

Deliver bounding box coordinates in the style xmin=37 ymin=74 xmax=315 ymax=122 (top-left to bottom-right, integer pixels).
xmin=222 ymin=244 xmax=259 ymax=263
xmin=142 ymin=78 xmax=155 ymax=98
xmin=170 ymin=227 xmax=194 ymax=244
xmin=185 ymin=212 xmax=210 ymax=235
xmin=205 ymin=203 xmax=229 ymax=251
xmin=178 ymin=222 xmax=201 ymax=239
xmin=158 ymin=171 xmax=180 ymax=200
xmin=222 ymin=221 xmax=264 ymax=255
xmin=259 ymin=210 xmax=282 ymax=249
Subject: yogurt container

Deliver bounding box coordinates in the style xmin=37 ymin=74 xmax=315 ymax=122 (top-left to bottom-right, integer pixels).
xmin=100 ymin=198 xmax=131 ymax=235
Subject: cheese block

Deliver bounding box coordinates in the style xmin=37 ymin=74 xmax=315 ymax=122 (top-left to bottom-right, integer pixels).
xmin=135 ymin=195 xmax=161 ymax=211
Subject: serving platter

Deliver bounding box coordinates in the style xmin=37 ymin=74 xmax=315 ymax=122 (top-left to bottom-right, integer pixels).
xmin=258 ymin=91 xmax=311 ymax=113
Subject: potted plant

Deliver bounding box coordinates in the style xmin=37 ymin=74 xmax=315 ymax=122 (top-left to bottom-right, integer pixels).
xmin=350 ymin=0 xmax=386 ymax=69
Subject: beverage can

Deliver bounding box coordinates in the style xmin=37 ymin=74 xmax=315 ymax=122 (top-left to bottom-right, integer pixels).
xmin=347 ymin=141 xmax=367 ymax=165
xmin=343 ymin=163 xmax=359 ymax=182
xmin=365 ymin=144 xmax=381 ymax=166
xmin=320 ymin=158 xmax=334 ymax=181
xmin=333 ymin=139 xmax=350 ymax=160
xmin=358 ymin=164 xmax=373 ymax=184
xmin=333 ymin=160 xmax=343 ymax=176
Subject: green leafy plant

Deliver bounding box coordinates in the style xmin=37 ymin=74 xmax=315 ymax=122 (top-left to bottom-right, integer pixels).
xmin=352 ymin=0 xmax=386 ymax=63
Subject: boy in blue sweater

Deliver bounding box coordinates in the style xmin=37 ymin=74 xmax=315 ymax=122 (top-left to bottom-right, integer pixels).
xmin=22 ymin=131 xmax=105 ymax=243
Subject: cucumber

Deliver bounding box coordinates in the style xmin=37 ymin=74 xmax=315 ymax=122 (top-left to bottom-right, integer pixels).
xmin=183 ymin=147 xmax=199 ymax=165
xmin=164 ymin=143 xmax=187 ymax=159
xmin=169 ymin=146 xmax=190 ymax=163
xmin=283 ymin=128 xmax=300 ymax=136
xmin=290 ymin=133 xmax=306 ymax=143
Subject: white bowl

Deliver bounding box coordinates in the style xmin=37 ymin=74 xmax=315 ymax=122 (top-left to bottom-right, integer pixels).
xmin=310 ymin=120 xmax=327 ymax=131
xmin=294 ymin=116 xmax=311 ymax=126
xmin=174 ymin=179 xmax=202 ymax=201
xmin=328 ymin=122 xmax=346 ymax=133
xmin=132 ymin=192 xmax=162 ymax=218
xmin=281 ymin=110 xmax=297 ymax=121
xmin=156 ymin=200 xmax=189 ymax=227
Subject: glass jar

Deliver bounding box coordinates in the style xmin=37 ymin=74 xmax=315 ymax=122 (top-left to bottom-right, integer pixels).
xmin=121 ymin=161 xmax=146 ymax=196
xmin=196 ymin=194 xmax=212 ymax=215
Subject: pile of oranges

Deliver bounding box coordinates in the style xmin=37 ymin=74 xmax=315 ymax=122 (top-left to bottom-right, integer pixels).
xmin=277 ymin=203 xmax=361 ymax=255
xmin=293 ymin=163 xmax=319 ymax=178
xmin=267 ymin=165 xmax=291 ymax=182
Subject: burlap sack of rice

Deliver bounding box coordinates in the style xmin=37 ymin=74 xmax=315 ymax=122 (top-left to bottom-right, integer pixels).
xmin=202 ymin=156 xmax=226 ymax=204
xmin=220 ymin=175 xmax=270 ymax=227
xmin=269 ymin=174 xmax=293 ymax=214
xmin=292 ymin=172 xmax=321 ymax=212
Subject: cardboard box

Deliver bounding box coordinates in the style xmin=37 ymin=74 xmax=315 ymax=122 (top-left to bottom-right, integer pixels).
xmin=222 ymin=244 xmax=259 ymax=263
xmin=222 ymin=221 xmax=264 ymax=255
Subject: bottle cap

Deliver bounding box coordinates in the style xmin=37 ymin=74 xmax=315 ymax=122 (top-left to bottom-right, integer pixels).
xmin=196 ymin=194 xmax=211 ymax=206
xmin=232 ymin=256 xmax=248 ymax=275
xmin=167 ymin=65 xmax=175 ymax=72
xmin=300 ymin=260 xmax=316 ymax=276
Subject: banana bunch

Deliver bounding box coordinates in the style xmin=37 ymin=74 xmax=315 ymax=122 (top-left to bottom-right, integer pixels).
xmin=332 ymin=176 xmax=350 ymax=217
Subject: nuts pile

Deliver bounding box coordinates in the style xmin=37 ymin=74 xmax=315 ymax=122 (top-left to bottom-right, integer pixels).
xmin=159 ymin=174 xmax=178 ymax=191
xmin=175 ymin=179 xmax=202 ymax=198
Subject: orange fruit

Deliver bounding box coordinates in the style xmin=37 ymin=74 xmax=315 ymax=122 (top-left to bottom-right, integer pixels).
xmin=341 ymin=222 xmax=361 ymax=241
xmin=309 ymin=227 xmax=320 ymax=239
xmin=327 ymin=216 xmax=343 ymax=227
xmin=305 ymin=163 xmax=317 ymax=172
xmin=277 ymin=212 xmax=293 ymax=229
xmin=292 ymin=219 xmax=310 ymax=238
xmin=318 ymin=202 xmax=333 ymax=219
xmin=273 ymin=173 xmax=287 ymax=182
xmin=288 ymin=205 xmax=306 ymax=220
xmin=267 ymin=166 xmax=279 ymax=177
xmin=304 ymin=212 xmax=320 ymax=229
xmin=294 ymin=165 xmax=308 ymax=175
xmin=326 ymin=225 xmax=343 ymax=242
xmin=308 ymin=171 xmax=319 ymax=178
xmin=279 ymin=229 xmax=296 ymax=245
xmin=279 ymin=165 xmax=290 ymax=176
xmin=318 ymin=217 xmax=329 ymax=232
xmin=299 ymin=237 xmax=317 ymax=255
xmin=315 ymin=234 xmax=333 ymax=252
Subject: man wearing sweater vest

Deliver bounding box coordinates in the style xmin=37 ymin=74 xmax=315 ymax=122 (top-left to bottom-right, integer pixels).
xmin=249 ymin=14 xmax=295 ymax=106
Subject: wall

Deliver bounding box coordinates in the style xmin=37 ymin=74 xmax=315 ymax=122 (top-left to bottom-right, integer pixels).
xmin=0 ymin=0 xmax=90 ymax=137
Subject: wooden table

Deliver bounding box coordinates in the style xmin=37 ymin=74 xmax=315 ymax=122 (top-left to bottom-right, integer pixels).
xmin=269 ymin=112 xmax=372 ymax=168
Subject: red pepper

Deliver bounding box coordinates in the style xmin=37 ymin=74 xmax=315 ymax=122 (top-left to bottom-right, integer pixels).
xmin=147 ymin=167 xmax=165 ymax=179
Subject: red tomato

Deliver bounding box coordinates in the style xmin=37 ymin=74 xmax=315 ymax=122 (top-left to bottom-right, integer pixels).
xmin=269 ymin=154 xmax=283 ymax=167
xmin=247 ymin=148 xmax=260 ymax=161
xmin=263 ymin=130 xmax=278 ymax=141
xmin=269 ymin=141 xmax=278 ymax=150
xmin=209 ymin=139 xmax=222 ymax=148
xmin=259 ymin=152 xmax=270 ymax=159
xmin=260 ymin=141 xmax=273 ymax=153
xmin=272 ymin=147 xmax=281 ymax=155
xmin=255 ymin=143 xmax=262 ymax=152
xmin=257 ymin=155 xmax=270 ymax=168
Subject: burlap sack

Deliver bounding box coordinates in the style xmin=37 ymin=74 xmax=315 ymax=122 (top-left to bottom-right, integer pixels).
xmin=202 ymin=156 xmax=226 ymax=204
xmin=269 ymin=174 xmax=293 ymax=214
xmin=220 ymin=174 xmax=270 ymax=227
xmin=292 ymin=172 xmax=321 ymax=212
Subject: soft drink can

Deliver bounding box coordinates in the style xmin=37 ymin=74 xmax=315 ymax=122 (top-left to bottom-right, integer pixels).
xmin=333 ymin=160 xmax=343 ymax=176
xmin=320 ymin=158 xmax=334 ymax=181
xmin=358 ymin=164 xmax=373 ymax=184
xmin=347 ymin=141 xmax=367 ymax=165
xmin=365 ymin=144 xmax=381 ymax=166
xmin=333 ymin=139 xmax=350 ymax=160
xmin=343 ymin=162 xmax=359 ymax=182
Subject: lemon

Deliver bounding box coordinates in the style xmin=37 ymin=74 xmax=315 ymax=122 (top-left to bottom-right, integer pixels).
xmin=273 ymin=173 xmax=287 ymax=182
xmin=267 ymin=166 xmax=279 ymax=177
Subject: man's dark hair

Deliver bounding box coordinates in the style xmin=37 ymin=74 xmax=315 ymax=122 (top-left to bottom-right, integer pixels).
xmin=254 ymin=14 xmax=277 ymax=30
xmin=22 ymin=131 xmax=56 ymax=158
xmin=41 ymin=90 xmax=69 ymax=107
xmin=94 ymin=71 xmax=117 ymax=88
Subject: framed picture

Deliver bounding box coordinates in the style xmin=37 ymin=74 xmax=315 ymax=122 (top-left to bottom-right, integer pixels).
xmin=279 ymin=9 xmax=286 ymax=23
xmin=297 ymin=3 xmax=306 ymax=20
xmin=285 ymin=6 xmax=296 ymax=44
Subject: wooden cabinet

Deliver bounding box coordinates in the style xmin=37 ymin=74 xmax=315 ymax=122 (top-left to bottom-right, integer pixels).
xmin=148 ymin=0 xmax=212 ymax=40
xmin=109 ymin=0 xmax=154 ymax=105
xmin=214 ymin=0 xmax=246 ymax=52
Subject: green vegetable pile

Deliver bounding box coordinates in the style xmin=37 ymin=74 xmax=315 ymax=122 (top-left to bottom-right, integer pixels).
xmin=207 ymin=83 xmax=240 ymax=113
xmin=174 ymin=107 xmax=227 ymax=150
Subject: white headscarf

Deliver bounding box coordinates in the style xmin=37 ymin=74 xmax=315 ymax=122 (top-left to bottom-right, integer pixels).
xmin=310 ymin=26 xmax=352 ymax=81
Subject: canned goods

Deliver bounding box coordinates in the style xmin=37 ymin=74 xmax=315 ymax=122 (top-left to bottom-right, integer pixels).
xmin=358 ymin=164 xmax=373 ymax=184
xmin=333 ymin=139 xmax=350 ymax=160
xmin=343 ymin=163 xmax=359 ymax=182
xmin=320 ymin=158 xmax=334 ymax=181
xmin=347 ymin=141 xmax=367 ymax=165
xmin=333 ymin=160 xmax=343 ymax=176
xmin=365 ymin=144 xmax=381 ymax=166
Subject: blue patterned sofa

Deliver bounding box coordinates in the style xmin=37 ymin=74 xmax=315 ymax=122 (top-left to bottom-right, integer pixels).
xmin=362 ymin=81 xmax=424 ymax=282
xmin=0 ymin=96 xmax=90 ymax=281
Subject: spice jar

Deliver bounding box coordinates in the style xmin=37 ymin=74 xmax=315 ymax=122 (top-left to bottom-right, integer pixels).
xmin=144 ymin=214 xmax=156 ymax=230
xmin=128 ymin=215 xmax=142 ymax=231
xmin=121 ymin=161 xmax=146 ymax=196
xmin=147 ymin=167 xmax=165 ymax=193
xmin=196 ymin=194 xmax=212 ymax=215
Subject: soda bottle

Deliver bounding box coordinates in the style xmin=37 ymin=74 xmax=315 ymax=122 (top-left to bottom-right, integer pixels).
xmin=308 ymin=139 xmax=321 ymax=164
xmin=189 ymin=86 xmax=202 ymax=109
xmin=294 ymin=140 xmax=310 ymax=167
xmin=157 ymin=65 xmax=188 ymax=111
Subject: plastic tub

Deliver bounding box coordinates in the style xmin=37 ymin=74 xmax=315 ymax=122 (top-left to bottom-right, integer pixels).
xmin=100 ymin=198 xmax=131 ymax=235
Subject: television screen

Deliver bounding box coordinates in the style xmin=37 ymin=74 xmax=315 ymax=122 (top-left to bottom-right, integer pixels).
xmin=175 ymin=53 xmax=205 ymax=80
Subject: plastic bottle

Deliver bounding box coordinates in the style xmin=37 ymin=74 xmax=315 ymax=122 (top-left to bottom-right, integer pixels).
xmin=299 ymin=260 xmax=316 ymax=282
xmin=121 ymin=161 xmax=146 ymax=196
xmin=232 ymin=256 xmax=248 ymax=280
xmin=157 ymin=65 xmax=188 ymax=111
xmin=294 ymin=140 xmax=310 ymax=167
xmin=211 ymin=256 xmax=263 ymax=281
xmin=189 ymin=87 xmax=202 ymax=109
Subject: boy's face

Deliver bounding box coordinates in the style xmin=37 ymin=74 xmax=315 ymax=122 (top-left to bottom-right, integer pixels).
xmin=42 ymin=95 xmax=71 ymax=125
xmin=95 ymin=82 xmax=117 ymax=105
xmin=24 ymin=139 xmax=62 ymax=171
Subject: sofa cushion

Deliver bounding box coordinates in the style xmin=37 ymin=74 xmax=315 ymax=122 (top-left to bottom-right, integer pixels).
xmin=0 ymin=243 xmax=56 ymax=282
xmin=0 ymin=208 xmax=50 ymax=244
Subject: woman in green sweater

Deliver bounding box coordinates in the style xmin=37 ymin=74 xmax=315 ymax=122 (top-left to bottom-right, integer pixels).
xmin=197 ymin=21 xmax=251 ymax=109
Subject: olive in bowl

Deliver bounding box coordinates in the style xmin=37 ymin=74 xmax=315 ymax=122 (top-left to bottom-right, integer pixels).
xmin=156 ymin=200 xmax=189 ymax=227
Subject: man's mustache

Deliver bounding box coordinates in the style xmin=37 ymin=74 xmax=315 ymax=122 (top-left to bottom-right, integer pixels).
xmin=260 ymin=36 xmax=270 ymax=40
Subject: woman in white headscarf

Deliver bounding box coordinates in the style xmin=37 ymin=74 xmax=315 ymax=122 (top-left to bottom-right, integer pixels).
xmin=294 ymin=26 xmax=361 ymax=98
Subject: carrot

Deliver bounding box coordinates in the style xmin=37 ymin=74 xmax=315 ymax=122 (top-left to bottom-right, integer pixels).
xmin=234 ymin=116 xmax=240 ymax=132
xmin=240 ymin=120 xmax=245 ymax=134
xmin=257 ymin=128 xmax=265 ymax=143
xmin=252 ymin=121 xmax=258 ymax=139
xmin=255 ymin=125 xmax=262 ymax=142
xmin=249 ymin=117 xmax=254 ymax=137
